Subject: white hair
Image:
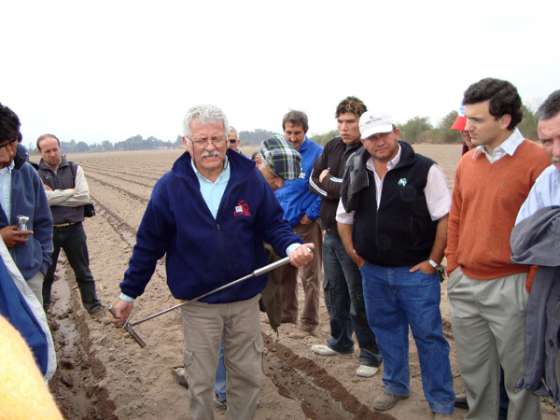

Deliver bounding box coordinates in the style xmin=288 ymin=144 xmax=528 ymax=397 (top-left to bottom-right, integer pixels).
xmin=183 ymin=104 xmax=229 ymax=138
xmin=228 ymin=125 xmax=238 ymax=138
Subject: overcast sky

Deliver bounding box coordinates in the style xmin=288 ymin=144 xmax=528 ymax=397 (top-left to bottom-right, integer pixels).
xmin=2 ymin=0 xmax=559 ymax=145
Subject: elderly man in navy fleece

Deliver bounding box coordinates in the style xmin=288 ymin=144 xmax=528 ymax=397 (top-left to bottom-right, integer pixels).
xmin=112 ymin=105 xmax=314 ymax=420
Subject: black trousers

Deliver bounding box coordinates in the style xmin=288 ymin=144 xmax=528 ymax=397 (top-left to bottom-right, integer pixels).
xmin=42 ymin=222 xmax=100 ymax=311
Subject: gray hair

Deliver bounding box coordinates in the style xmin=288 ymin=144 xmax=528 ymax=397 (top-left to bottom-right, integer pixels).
xmin=183 ymin=105 xmax=229 ymax=138
xmin=536 ymin=90 xmax=560 ymax=121
xmin=228 ymin=126 xmax=238 ymax=138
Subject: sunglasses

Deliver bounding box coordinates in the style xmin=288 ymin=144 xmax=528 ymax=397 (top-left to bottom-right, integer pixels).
xmin=229 ymin=139 xmax=238 ymax=144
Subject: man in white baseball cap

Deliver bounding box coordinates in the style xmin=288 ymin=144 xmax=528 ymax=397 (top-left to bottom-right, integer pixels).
xmin=336 ymin=110 xmax=455 ymax=417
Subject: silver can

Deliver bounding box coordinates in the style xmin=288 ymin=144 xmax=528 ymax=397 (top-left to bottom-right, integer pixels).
xmin=17 ymin=215 xmax=30 ymax=231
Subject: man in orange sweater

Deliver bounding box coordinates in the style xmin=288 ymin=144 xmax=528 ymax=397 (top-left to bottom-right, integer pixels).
xmin=446 ymin=78 xmax=549 ymax=420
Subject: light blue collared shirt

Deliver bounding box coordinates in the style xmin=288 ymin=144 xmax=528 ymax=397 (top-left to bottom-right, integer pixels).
xmin=516 ymin=164 xmax=560 ymax=224
xmin=475 ymin=128 xmax=524 ymax=163
xmin=0 ymin=161 xmax=15 ymax=221
xmin=191 ymin=156 xmax=230 ymax=219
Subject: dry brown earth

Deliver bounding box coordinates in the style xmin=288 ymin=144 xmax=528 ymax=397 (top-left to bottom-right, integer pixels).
xmin=44 ymin=145 xmax=556 ymax=419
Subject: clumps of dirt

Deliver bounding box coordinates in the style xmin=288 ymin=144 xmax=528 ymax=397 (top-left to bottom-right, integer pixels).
xmin=47 ymin=266 xmax=119 ymax=420
xmin=263 ymin=334 xmax=396 ymax=420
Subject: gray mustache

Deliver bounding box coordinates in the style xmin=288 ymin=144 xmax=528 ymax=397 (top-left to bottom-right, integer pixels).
xmin=202 ymin=152 xmax=220 ymax=159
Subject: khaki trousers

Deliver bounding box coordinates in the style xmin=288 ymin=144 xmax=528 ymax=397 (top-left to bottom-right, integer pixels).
xmin=448 ymin=268 xmax=541 ymax=420
xmin=181 ymin=294 xmax=264 ymax=420
xmin=27 ymin=272 xmax=45 ymax=306
xmin=280 ymin=220 xmax=322 ymax=327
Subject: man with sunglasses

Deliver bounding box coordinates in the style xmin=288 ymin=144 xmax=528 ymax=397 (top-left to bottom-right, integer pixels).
xmin=0 ymin=103 xmax=52 ymax=304
xmin=112 ymin=105 xmax=314 ymax=420
xmin=227 ymin=126 xmax=243 ymax=154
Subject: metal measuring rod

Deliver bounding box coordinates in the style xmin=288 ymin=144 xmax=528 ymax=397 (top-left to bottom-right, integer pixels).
xmin=110 ymin=256 xmax=291 ymax=347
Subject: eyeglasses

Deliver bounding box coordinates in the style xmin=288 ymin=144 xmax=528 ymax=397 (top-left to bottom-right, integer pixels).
xmin=229 ymin=139 xmax=238 ymax=144
xmin=191 ymin=136 xmax=226 ymax=147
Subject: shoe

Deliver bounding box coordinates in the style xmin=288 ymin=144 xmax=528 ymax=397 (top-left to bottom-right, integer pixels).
xmin=356 ymin=365 xmax=379 ymax=378
xmin=172 ymin=367 xmax=188 ymax=388
xmin=433 ymin=414 xmax=453 ymax=419
xmin=213 ymin=393 xmax=227 ymax=410
xmin=311 ymin=344 xmax=338 ymax=356
xmin=373 ymin=392 xmax=408 ymax=411
xmin=454 ymin=393 xmax=468 ymax=410
xmin=87 ymin=304 xmax=105 ymax=316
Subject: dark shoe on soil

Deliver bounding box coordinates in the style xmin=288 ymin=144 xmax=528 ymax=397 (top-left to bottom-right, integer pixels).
xmin=172 ymin=367 xmax=188 ymax=388
xmin=87 ymin=304 xmax=105 ymax=316
xmin=454 ymin=393 xmax=468 ymax=410
xmin=373 ymin=392 xmax=408 ymax=411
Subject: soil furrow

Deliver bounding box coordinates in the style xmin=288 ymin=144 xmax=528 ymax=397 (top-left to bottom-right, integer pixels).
xmin=87 ymin=174 xmax=149 ymax=204
xmin=48 ymin=264 xmax=119 ymax=420
xmin=91 ymin=193 xmax=167 ymax=284
xmin=263 ymin=334 xmax=396 ymax=420
xmin=83 ymin=167 xmax=157 ymax=188
xmin=79 ymin=163 xmax=162 ymax=182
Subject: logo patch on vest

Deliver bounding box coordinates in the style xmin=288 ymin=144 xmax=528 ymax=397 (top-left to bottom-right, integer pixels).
xmin=397 ymin=178 xmax=408 ymax=187
xmin=234 ymin=200 xmax=251 ymax=217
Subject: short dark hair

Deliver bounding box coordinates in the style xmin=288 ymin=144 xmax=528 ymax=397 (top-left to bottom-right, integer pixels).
xmin=0 ymin=103 xmax=21 ymax=145
xmin=335 ymin=96 xmax=367 ymax=118
xmin=282 ymin=110 xmax=308 ymax=133
xmin=36 ymin=133 xmax=61 ymax=151
xmin=462 ymin=78 xmax=523 ymax=130
xmin=536 ymin=90 xmax=560 ymax=121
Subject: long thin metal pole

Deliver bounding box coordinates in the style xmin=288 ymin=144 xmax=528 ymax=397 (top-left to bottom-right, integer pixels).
xmin=129 ymin=256 xmax=290 ymax=327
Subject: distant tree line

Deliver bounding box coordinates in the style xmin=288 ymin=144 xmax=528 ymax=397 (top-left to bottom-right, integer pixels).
xmin=29 ymin=135 xmax=183 ymax=154
xmin=27 ymin=105 xmax=539 ymax=154
xmin=238 ymin=129 xmax=279 ymax=145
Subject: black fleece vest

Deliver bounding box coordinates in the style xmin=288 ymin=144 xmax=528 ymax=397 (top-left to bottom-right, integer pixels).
xmin=38 ymin=161 xmax=85 ymax=225
xmin=353 ymin=145 xmax=437 ymax=267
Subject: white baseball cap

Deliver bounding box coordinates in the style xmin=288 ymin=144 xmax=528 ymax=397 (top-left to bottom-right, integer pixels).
xmin=359 ymin=111 xmax=394 ymax=140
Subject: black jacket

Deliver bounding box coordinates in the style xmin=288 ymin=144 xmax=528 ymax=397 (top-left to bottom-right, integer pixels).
xmin=309 ymin=137 xmax=362 ymax=231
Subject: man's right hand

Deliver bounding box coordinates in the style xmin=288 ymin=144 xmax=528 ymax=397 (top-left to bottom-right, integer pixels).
xmin=0 ymin=226 xmax=32 ymax=248
xmin=352 ymin=249 xmax=365 ymax=268
xmin=111 ymin=300 xmax=134 ymax=326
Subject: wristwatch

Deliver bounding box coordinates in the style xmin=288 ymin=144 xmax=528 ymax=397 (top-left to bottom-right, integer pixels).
xmin=428 ymin=259 xmax=441 ymax=269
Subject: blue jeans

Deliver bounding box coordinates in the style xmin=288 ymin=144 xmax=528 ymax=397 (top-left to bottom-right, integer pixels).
xmin=214 ymin=343 xmax=226 ymax=403
xmin=360 ymin=263 xmax=454 ymax=414
xmin=323 ymin=232 xmax=381 ymax=367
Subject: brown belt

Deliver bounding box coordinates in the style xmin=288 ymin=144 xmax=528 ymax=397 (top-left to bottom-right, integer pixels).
xmin=53 ymin=222 xmax=78 ymax=228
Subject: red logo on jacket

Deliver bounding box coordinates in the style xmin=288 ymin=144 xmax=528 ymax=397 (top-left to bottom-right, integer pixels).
xmin=233 ymin=200 xmax=251 ymax=217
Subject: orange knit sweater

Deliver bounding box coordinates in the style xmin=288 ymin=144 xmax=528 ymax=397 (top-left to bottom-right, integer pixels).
xmin=446 ymin=140 xmax=549 ymax=280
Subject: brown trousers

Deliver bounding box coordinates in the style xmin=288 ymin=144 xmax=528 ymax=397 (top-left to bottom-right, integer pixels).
xmin=279 ymin=220 xmax=322 ymax=328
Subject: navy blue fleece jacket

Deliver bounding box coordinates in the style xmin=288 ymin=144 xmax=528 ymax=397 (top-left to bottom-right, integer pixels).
xmin=120 ymin=150 xmax=301 ymax=303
